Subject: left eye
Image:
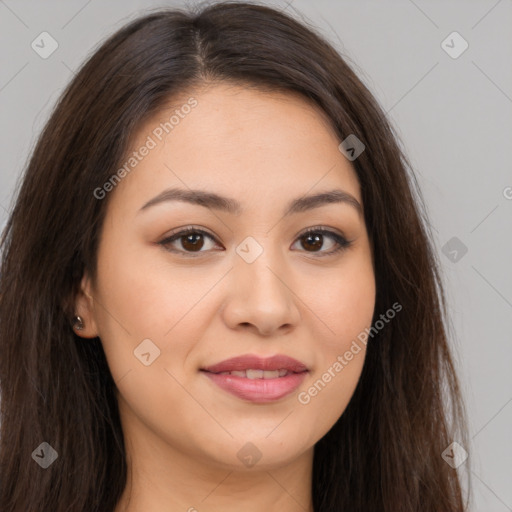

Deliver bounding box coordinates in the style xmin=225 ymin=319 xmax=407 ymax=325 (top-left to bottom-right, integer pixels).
xmin=291 ymin=228 xmax=351 ymax=255
xmin=159 ymin=226 xmax=351 ymax=257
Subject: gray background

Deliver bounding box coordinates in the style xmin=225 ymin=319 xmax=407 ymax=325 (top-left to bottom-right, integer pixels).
xmin=1 ymin=0 xmax=511 ymax=510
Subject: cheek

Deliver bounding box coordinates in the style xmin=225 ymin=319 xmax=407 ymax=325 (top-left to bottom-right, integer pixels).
xmin=94 ymin=235 xmax=183 ymax=336
xmin=296 ymin=255 xmax=375 ymax=428
xmin=92 ymin=238 xmax=218 ymax=380
xmin=298 ymin=350 xmax=365 ymax=442
xmin=306 ymin=253 xmax=376 ymax=350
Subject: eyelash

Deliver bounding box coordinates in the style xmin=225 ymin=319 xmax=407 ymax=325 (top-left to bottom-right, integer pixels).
xmin=158 ymin=225 xmax=352 ymax=258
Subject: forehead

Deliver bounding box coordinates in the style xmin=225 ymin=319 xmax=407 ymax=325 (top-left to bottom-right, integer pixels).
xmin=110 ymin=83 xmax=362 ymax=215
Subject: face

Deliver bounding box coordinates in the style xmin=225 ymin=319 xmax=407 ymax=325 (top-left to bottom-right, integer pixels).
xmin=76 ymin=83 xmax=376 ymax=471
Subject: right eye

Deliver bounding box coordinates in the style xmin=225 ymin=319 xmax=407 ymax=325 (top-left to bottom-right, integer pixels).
xmin=158 ymin=226 xmax=222 ymax=256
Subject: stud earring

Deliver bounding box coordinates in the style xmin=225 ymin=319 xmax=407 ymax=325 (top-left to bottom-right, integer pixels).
xmin=73 ymin=316 xmax=85 ymax=331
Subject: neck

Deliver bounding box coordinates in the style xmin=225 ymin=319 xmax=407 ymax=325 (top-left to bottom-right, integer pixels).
xmin=113 ymin=399 xmax=315 ymax=512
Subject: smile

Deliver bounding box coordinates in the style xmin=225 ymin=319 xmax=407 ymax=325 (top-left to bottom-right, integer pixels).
xmin=201 ymin=353 xmax=309 ymax=403
xmin=215 ymin=369 xmax=291 ymax=378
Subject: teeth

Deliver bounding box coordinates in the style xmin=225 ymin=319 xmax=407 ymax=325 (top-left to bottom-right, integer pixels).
xmin=217 ymin=369 xmax=290 ymax=378
xmin=246 ymin=369 xmax=264 ymax=379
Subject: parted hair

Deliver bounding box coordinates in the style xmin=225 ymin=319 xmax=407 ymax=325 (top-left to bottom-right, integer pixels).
xmin=0 ymin=2 xmax=470 ymax=511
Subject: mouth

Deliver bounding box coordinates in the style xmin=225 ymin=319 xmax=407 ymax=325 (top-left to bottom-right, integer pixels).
xmin=200 ymin=354 xmax=309 ymax=403
xmin=209 ymin=368 xmax=296 ymax=378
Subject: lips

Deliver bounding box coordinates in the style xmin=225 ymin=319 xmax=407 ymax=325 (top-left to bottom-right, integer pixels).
xmin=202 ymin=354 xmax=308 ymax=374
xmin=216 ymin=368 xmax=290 ymax=379
xmin=201 ymin=354 xmax=309 ymax=403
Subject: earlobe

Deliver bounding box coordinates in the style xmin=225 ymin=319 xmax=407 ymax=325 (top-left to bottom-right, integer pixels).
xmin=72 ymin=274 xmax=99 ymax=339
xmin=72 ymin=315 xmax=85 ymax=331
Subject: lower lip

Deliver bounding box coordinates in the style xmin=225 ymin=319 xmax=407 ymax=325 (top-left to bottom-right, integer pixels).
xmin=202 ymin=371 xmax=308 ymax=403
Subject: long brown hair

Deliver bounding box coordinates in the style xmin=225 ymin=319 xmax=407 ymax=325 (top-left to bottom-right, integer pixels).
xmin=0 ymin=2 xmax=470 ymax=510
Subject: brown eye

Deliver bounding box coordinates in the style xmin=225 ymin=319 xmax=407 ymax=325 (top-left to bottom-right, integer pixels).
xmin=301 ymin=232 xmax=324 ymax=252
xmin=292 ymin=228 xmax=351 ymax=256
xmin=159 ymin=226 xmax=351 ymax=258
xmin=159 ymin=227 xmax=219 ymax=255
xmin=180 ymin=232 xmax=205 ymax=252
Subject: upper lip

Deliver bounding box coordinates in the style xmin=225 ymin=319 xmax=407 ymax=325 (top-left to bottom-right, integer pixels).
xmin=202 ymin=354 xmax=308 ymax=373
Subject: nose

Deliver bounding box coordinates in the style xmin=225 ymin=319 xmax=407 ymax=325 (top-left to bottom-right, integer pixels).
xmin=220 ymin=247 xmax=301 ymax=337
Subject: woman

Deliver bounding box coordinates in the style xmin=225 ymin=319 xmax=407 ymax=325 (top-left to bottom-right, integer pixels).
xmin=0 ymin=2 xmax=470 ymax=511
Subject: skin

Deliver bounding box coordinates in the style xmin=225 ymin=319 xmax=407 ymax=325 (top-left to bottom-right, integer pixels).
xmin=74 ymin=82 xmax=376 ymax=512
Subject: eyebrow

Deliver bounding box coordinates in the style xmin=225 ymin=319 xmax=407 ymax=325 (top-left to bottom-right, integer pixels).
xmin=138 ymin=187 xmax=363 ymax=217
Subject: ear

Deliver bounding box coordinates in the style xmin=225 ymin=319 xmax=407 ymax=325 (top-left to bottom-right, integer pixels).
xmin=73 ymin=273 xmax=99 ymax=339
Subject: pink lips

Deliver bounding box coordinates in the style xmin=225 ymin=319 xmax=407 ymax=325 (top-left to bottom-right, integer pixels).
xmin=201 ymin=354 xmax=308 ymax=403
